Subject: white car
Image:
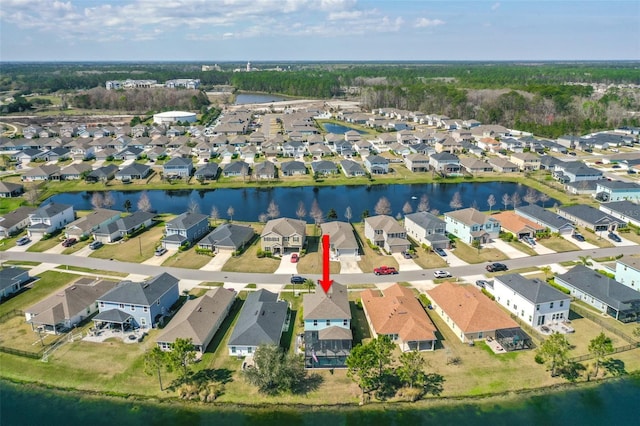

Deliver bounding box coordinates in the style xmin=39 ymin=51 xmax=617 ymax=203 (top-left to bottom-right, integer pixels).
xmin=433 ymin=270 xmax=452 ymax=279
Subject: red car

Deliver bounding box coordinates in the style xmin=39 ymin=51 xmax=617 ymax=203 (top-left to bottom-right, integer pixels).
xmin=374 ymin=266 xmax=398 ymax=275
xmin=290 ymin=253 xmax=299 ymax=263
xmin=61 ymin=238 xmax=77 ymax=247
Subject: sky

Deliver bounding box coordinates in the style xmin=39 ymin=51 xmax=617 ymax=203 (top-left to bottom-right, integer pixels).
xmin=0 ymin=0 xmax=638 ymax=62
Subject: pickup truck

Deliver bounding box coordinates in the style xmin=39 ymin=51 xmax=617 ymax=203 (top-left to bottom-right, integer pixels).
xmin=374 ymin=266 xmax=398 ymax=275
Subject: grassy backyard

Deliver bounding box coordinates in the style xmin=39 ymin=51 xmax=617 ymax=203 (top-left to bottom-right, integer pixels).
xmin=0 ymin=271 xmax=76 ymax=316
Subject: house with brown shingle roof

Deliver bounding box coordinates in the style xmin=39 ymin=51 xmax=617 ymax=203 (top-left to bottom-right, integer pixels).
xmin=156 ymin=287 xmax=236 ymax=353
xmin=444 ymin=208 xmax=501 ymax=245
xmin=364 ymin=215 xmax=410 ymax=253
xmin=303 ymin=283 xmax=352 ymax=368
xmin=361 ymin=284 xmax=437 ymax=351
xmin=491 ymin=211 xmax=545 ymax=239
xmin=260 ymin=217 xmax=306 ymax=255
xmin=427 ymin=282 xmax=520 ymax=344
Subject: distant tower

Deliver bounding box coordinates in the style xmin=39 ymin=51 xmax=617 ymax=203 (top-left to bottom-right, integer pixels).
xmin=246 ymin=61 xmax=251 ymax=72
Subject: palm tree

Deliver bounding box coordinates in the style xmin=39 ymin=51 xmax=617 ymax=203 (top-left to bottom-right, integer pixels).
xmin=577 ymin=255 xmax=593 ymax=266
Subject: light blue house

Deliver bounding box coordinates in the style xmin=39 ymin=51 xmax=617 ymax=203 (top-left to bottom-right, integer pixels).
xmin=444 ymin=207 xmax=501 ymax=245
xmin=162 ymin=212 xmax=210 ymax=250
xmin=94 ymin=273 xmax=180 ymax=330
xmin=595 ymin=181 xmax=640 ymax=203
xmin=303 ymin=283 xmax=352 ymax=368
xmin=615 ymin=257 xmax=640 ymax=293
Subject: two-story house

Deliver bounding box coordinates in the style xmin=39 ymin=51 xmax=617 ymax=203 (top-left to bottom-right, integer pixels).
xmin=363 ymin=154 xmax=389 ymax=174
xmin=364 ymin=215 xmax=410 ymax=253
xmin=320 ymin=221 xmax=359 ymax=258
xmin=260 ymin=217 xmax=306 ymax=255
xmin=615 ymin=257 xmax=640 ymax=292
xmin=429 ymin=152 xmax=461 ymax=175
xmin=94 ymin=273 xmax=180 ymax=330
xmin=303 ymin=283 xmax=352 ymax=368
xmin=163 ymin=157 xmax=194 ymax=178
xmin=594 ymin=181 xmax=640 ymax=203
xmin=361 ymin=283 xmax=437 ymax=351
xmin=27 ymin=202 xmax=75 ymax=238
xmin=162 ymin=212 xmax=210 ymax=250
xmin=489 ymin=274 xmax=571 ymax=327
xmin=510 ymin=152 xmax=541 ymax=171
xmin=227 ymin=289 xmax=288 ymax=356
xmin=404 ymin=153 xmax=430 ymax=172
xmin=444 ymin=208 xmax=500 ymax=245
xmin=404 ymin=211 xmax=450 ymax=250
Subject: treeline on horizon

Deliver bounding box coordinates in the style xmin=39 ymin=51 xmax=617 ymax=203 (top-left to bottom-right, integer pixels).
xmin=1 ymin=62 xmax=639 ymax=138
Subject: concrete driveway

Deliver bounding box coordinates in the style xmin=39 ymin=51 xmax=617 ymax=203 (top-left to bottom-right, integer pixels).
xmin=5 ymin=236 xmax=41 ymax=252
xmin=442 ymin=248 xmax=468 ymax=267
xmin=533 ymin=243 xmax=556 ymax=255
xmin=142 ymin=249 xmax=177 ymax=265
xmin=44 ymin=241 xmax=68 ymax=254
xmin=392 ymin=252 xmax=422 ymax=271
xmin=560 ymin=234 xmax=598 ymax=250
xmin=338 ymin=255 xmax=363 ymax=274
xmin=608 ymin=233 xmax=637 ymax=247
xmin=71 ymin=246 xmax=93 ymax=257
xmin=200 ymin=250 xmax=233 ymax=271
xmin=274 ymin=253 xmax=299 ymax=274
xmin=485 ymin=239 xmax=527 ymax=259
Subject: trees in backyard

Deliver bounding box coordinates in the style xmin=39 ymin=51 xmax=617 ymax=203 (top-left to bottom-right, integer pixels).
xmin=536 ymin=332 xmax=572 ymax=377
xmin=511 ymin=191 xmax=522 ymax=208
xmin=374 ymin=196 xmax=392 ymax=216
xmin=103 ymin=191 xmax=115 ymax=208
xmin=296 ymin=201 xmax=307 ymax=221
xmin=524 ymin=188 xmax=539 ymax=205
xmin=326 ymin=208 xmax=338 ymax=220
xmin=588 ymin=332 xmax=614 ymax=377
xmin=227 ymin=205 xmax=235 ymax=222
xmin=310 ymin=199 xmax=323 ymax=226
xmin=242 ymin=345 xmax=307 ymax=395
xmin=449 ymin=191 xmax=462 ymax=210
xmin=487 ymin=194 xmax=496 ymax=213
xmin=210 ymin=206 xmax=219 ymax=225
xmin=144 ymin=346 xmax=167 ymax=391
xmin=137 ymin=191 xmax=152 ymax=212
xmin=91 ymin=192 xmax=104 ymax=209
xmin=501 ymin=193 xmax=511 ymax=211
xmin=402 ymin=201 xmax=413 ymax=215
xmin=417 ymin=194 xmax=429 ymax=212
xmin=167 ymin=338 xmax=197 ymax=380
xmin=267 ymin=200 xmax=280 ymax=220
xmin=344 ymin=206 xmax=353 ymax=222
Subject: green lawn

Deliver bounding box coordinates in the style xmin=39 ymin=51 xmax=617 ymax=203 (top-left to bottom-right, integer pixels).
xmin=222 ymin=239 xmax=280 ymax=273
xmin=89 ymin=224 xmax=165 ymax=262
xmin=27 ymin=234 xmax=65 ymax=253
xmin=353 ymin=223 xmax=399 ymax=272
xmin=161 ymin=247 xmax=213 ymax=269
xmin=0 ymin=197 xmax=25 ymax=215
xmin=537 ymin=236 xmax=580 ymax=252
xmin=0 ymin=271 xmax=76 ymax=316
xmin=297 ymin=232 xmax=341 ymax=275
xmin=452 ymin=242 xmax=508 ymax=264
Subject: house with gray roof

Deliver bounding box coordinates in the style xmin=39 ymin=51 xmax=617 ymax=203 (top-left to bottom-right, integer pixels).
xmin=0 ymin=267 xmax=30 ymax=300
xmin=86 ymin=164 xmax=118 ymax=183
xmin=163 ymin=157 xmax=193 ymax=178
xmin=253 ymin=160 xmax=276 ymax=180
xmin=444 ymin=208 xmax=500 ymax=245
xmin=488 ymin=157 xmax=519 ymax=173
xmin=60 ymin=163 xmax=92 ymax=180
xmin=162 ymin=212 xmax=209 ymax=250
xmin=594 ymin=181 xmax=640 ymax=203
xmin=0 ymin=206 xmax=36 ymax=238
xmin=364 ymin=215 xmax=410 ymax=253
xmin=198 ymin=223 xmax=254 ymax=253
xmin=404 ymin=211 xmax=450 ymax=249
xmin=515 ymin=205 xmax=575 ymax=234
xmin=115 ymin=163 xmax=151 ymax=181
xmin=565 ymin=179 xmax=598 ymax=196
xmin=0 ymin=181 xmax=24 ymax=198
xmin=599 ymin=200 xmax=640 ymax=228
xmin=157 ymin=287 xmax=236 ymax=353
xmin=27 ymin=202 xmax=75 ymax=238
xmin=21 ymin=165 xmax=60 ymax=182
xmin=557 ymin=204 xmax=625 ymax=232
xmin=280 ymin=160 xmax=307 ymax=176
xmin=404 ymin=153 xmax=430 ymax=172
xmin=615 ymin=256 xmax=640 ymax=293
xmin=222 ymin=161 xmax=250 ymax=177
xmin=490 ymin=274 xmax=570 ymax=327
xmin=227 ymin=289 xmax=288 ymax=356
xmin=363 ymin=154 xmax=389 ymax=174
xmin=26 ymin=278 xmax=118 ymax=334
xmin=311 ymin=160 xmax=338 ymax=175
xmin=320 ymin=221 xmax=359 ymax=257
xmin=92 ymin=211 xmax=155 ymax=243
xmin=553 ymin=163 xmax=602 ymax=183
xmin=194 ymin=163 xmax=219 ymax=181
xmin=94 ymin=273 xmax=180 ymax=330
xmin=65 ymin=208 xmax=121 ymax=239
xmin=303 ymin=283 xmax=352 ymax=368
xmin=260 ymin=217 xmax=306 ymax=255
xmin=340 ymin=159 xmax=366 ymax=177
xmin=555 ymin=265 xmax=640 ymax=323
xmin=429 ymin=152 xmax=461 ymax=175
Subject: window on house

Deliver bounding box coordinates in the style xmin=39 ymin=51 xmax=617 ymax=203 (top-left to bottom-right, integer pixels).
xmin=144 ymin=307 xmax=148 ymax=312
xmin=326 ymin=320 xmax=331 ymax=326
xmin=231 ymin=347 xmax=236 ymax=354
xmin=560 ymin=301 xmax=564 ymax=307
xmin=313 ymin=320 xmax=317 ymax=326
xmin=343 ymin=320 xmax=348 ymax=326
xmin=119 ymin=304 xmax=124 ymax=309
xmin=131 ymin=305 xmax=135 ymax=311
xmin=550 ymin=302 xmax=554 ymax=309
xmin=536 ymin=304 xmax=540 ymax=311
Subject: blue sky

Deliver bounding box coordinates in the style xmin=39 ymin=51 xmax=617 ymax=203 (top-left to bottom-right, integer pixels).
xmin=1 ymin=0 xmax=638 ymax=62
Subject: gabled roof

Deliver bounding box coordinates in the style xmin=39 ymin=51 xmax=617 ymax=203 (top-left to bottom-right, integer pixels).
xmin=596 ymin=181 xmax=640 ymax=191
xmin=95 ymin=211 xmax=155 ymax=235
xmin=0 ymin=206 xmax=37 ymax=229
xmin=404 ymin=211 xmax=445 ymax=230
xmin=66 ymin=209 xmax=120 ymax=233
xmin=164 ymin=157 xmax=193 ymax=168
xmin=228 ymin=289 xmax=287 ymax=346
xmin=303 ymin=283 xmax=351 ymax=321
xmin=600 ymin=201 xmax=640 ymax=222
xmin=365 ymin=215 xmax=404 ymax=234
xmin=0 ymin=267 xmax=28 ymax=291
xmin=157 ymin=288 xmax=236 ymax=346
xmin=515 ymin=205 xmax=574 ymax=230
xmin=30 ymin=202 xmax=72 ymax=219
xmin=340 ymin=159 xmax=365 ymax=175
xmin=311 ymin=160 xmax=338 ymax=173
xmin=320 ymin=221 xmax=358 ymax=251
xmin=195 ymin=163 xmax=219 ymax=177
xmin=223 ymin=161 xmax=250 ymax=174
xmin=495 ymin=274 xmax=569 ymax=304
xmin=365 ymin=154 xmax=389 ymax=165
xmin=556 ymin=265 xmax=640 ymax=310
xmin=362 ymin=284 xmax=437 ymax=341
xmin=116 ymin=163 xmax=150 ymax=176
xmin=430 ymin=152 xmax=459 ymax=161
xmin=261 ymin=217 xmax=306 ymax=237
xmin=445 ymin=208 xmax=496 ymax=226
xmin=199 ymin=223 xmax=254 ymax=250
xmin=98 ymin=273 xmax=179 ymax=306
xmin=253 ymin=160 xmax=276 ymax=175
xmin=491 ymin=211 xmax=545 ymax=234
xmin=166 ymin=212 xmax=209 ymax=230
xmin=427 ymin=282 xmax=519 ymax=333
xmin=0 ymin=181 xmax=23 ymax=193
xmin=280 ymin=160 xmax=307 ymax=173
xmin=558 ymin=205 xmax=624 ymax=226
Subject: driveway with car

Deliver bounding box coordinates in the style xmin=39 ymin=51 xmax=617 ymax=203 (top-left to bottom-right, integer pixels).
xmin=560 ymin=234 xmax=598 ymax=250
xmin=274 ymin=253 xmax=299 ymax=274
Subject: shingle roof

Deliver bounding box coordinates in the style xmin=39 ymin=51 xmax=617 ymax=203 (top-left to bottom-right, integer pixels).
xmin=404 ymin=211 xmax=445 ymax=230
xmin=515 ymin=205 xmax=574 ymax=230
xmin=303 ymin=283 xmax=351 ymax=321
xmin=365 ymin=215 xmax=404 ymax=234
xmin=362 ymin=284 xmax=437 ymax=342
xmin=558 ymin=205 xmax=624 ymax=226
xmin=98 ymin=273 xmax=179 ymax=306
xmin=199 ymin=223 xmax=254 ymax=250
xmin=280 ymin=161 xmax=307 ymax=173
xmin=30 ymin=202 xmax=72 ymax=219
xmin=495 ymin=274 xmax=568 ymax=304
xmin=320 ymin=221 xmax=358 ymax=251
xmin=156 ymin=288 xmax=236 ymax=347
xmin=227 ymin=289 xmax=287 ymax=346
xmin=445 ymin=208 xmax=495 ymax=226
xmin=261 ymin=217 xmax=306 ymax=238
xmin=491 ymin=211 xmax=545 ymax=234
xmin=0 ymin=206 xmax=36 ymax=229
xmin=166 ymin=212 xmax=209 ymax=230
xmin=427 ymin=282 xmax=518 ymax=333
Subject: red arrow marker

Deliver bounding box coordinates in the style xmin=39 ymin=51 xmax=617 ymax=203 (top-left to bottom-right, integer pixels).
xmin=318 ymin=234 xmax=333 ymax=294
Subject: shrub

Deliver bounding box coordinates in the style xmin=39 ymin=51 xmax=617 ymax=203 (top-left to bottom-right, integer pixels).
xmin=419 ymin=294 xmax=431 ymax=307
xmin=481 ymin=288 xmax=495 ymax=300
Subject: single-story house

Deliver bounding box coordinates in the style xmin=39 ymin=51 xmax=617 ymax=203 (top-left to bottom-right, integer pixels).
xmin=92 ymin=211 xmax=155 ymax=243
xmin=115 ymin=163 xmax=152 ymax=181
xmin=599 ymin=200 xmax=640 ymax=228
xmin=557 ymin=204 xmax=626 ymax=233
xmin=0 ymin=206 xmax=36 ymax=238
xmin=0 ymin=267 xmax=30 ymax=299
xmin=0 ymin=181 xmax=24 ymax=198
xmin=65 ymin=208 xmax=121 ymax=239
xmin=491 ymin=211 xmax=546 ymax=239
xmin=514 ymin=205 xmax=575 ymax=234
xmin=320 ymin=221 xmax=359 ymax=257
xmin=198 ymin=223 xmax=254 ymax=253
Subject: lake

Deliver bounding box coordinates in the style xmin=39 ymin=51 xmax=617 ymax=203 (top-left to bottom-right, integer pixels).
xmin=2 ymin=377 xmax=639 ymax=426
xmin=47 ymin=182 xmax=555 ymax=221
xmin=321 ymin=123 xmax=367 ymax=134
xmin=234 ymin=92 xmax=288 ymax=105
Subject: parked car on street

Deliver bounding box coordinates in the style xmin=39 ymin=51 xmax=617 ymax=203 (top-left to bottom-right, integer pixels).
xmin=608 ymin=232 xmax=622 ymax=243
xmin=486 ymin=263 xmax=508 ymax=272
xmin=434 ymin=247 xmax=447 ymax=257
xmin=290 ymin=275 xmax=306 ymax=284
xmin=374 ymin=266 xmax=398 ymax=275
xmin=434 ymin=270 xmax=452 ymax=279
xmin=16 ymin=236 xmax=31 ymax=246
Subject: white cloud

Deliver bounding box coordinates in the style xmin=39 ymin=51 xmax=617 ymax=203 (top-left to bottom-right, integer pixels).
xmin=415 ymin=17 xmax=444 ymax=28
xmin=492 ymin=2 xmax=501 ymax=11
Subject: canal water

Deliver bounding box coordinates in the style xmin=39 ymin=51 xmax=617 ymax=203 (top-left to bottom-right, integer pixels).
xmin=2 ymin=377 xmax=639 ymax=426
xmin=234 ymin=93 xmax=288 ymax=104
xmin=47 ymin=182 xmax=553 ymax=221
xmin=322 ymin=123 xmax=368 ymax=134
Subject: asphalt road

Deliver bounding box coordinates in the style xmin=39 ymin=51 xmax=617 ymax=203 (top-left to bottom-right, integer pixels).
xmin=2 ymin=245 xmax=639 ymax=285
